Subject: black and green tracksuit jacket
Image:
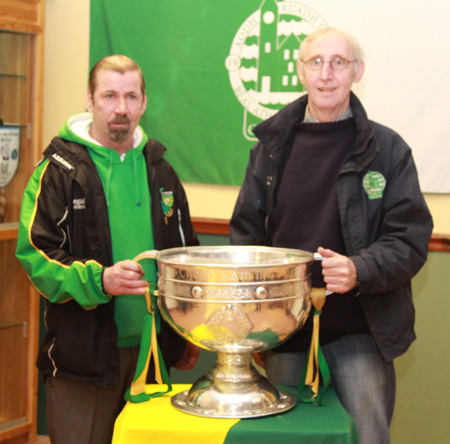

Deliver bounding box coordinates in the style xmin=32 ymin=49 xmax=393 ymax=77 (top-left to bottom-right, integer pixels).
xmin=16 ymin=137 xmax=198 ymax=387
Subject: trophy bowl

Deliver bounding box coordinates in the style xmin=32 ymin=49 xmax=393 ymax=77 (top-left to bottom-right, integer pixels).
xmin=154 ymin=245 xmax=314 ymax=418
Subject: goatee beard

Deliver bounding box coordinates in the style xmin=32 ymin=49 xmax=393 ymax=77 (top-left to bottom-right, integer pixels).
xmin=109 ymin=128 xmax=130 ymax=143
xmin=108 ymin=117 xmax=131 ymax=143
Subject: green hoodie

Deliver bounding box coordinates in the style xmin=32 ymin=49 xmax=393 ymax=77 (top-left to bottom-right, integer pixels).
xmin=59 ymin=113 xmax=157 ymax=347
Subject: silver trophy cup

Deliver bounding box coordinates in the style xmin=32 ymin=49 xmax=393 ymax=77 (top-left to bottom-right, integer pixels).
xmin=151 ymin=245 xmax=314 ymax=418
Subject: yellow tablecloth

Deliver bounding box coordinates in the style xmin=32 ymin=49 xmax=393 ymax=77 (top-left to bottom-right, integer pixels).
xmin=112 ymin=384 xmax=359 ymax=444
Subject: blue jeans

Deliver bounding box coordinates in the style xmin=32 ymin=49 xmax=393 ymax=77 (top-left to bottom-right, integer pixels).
xmin=265 ymin=334 xmax=395 ymax=444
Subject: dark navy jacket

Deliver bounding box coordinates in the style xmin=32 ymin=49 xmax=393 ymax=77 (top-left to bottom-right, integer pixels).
xmin=230 ymin=93 xmax=433 ymax=361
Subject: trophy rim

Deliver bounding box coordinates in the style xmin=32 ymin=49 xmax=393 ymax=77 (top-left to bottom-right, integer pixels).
xmin=153 ymin=245 xmax=315 ymax=268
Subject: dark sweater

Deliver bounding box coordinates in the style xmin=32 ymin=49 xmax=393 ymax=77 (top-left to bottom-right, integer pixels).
xmin=272 ymin=118 xmax=370 ymax=352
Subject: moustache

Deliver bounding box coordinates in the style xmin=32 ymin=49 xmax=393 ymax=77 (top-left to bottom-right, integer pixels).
xmin=110 ymin=116 xmax=131 ymax=124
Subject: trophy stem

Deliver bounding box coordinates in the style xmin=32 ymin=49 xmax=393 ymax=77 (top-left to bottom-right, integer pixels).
xmin=209 ymin=351 xmax=256 ymax=380
xmin=170 ymin=350 xmax=297 ymax=418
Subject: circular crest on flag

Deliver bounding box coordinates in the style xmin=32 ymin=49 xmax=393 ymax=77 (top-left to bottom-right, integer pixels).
xmin=225 ymin=1 xmax=327 ymax=140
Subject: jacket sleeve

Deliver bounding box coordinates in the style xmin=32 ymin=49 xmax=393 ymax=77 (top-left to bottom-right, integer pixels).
xmin=230 ymin=143 xmax=269 ymax=246
xmin=16 ymin=160 xmax=112 ymax=309
xmin=350 ymin=133 xmax=433 ymax=295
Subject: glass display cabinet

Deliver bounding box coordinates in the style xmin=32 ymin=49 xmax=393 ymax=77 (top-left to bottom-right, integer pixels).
xmin=0 ymin=1 xmax=45 ymax=442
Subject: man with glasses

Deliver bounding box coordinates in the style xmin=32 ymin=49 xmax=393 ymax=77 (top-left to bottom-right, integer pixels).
xmin=230 ymin=28 xmax=432 ymax=444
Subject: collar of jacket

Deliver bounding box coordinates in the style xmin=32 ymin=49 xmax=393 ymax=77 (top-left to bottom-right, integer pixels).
xmin=45 ymin=137 xmax=169 ymax=173
xmin=253 ymin=92 xmax=379 ymax=173
xmin=144 ymin=138 xmax=168 ymax=163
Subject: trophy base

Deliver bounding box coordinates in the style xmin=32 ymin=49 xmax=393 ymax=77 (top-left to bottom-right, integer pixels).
xmin=171 ymin=388 xmax=296 ymax=418
xmin=170 ymin=351 xmax=297 ymax=418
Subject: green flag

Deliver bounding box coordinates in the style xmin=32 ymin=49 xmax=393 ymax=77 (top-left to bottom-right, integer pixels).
xmin=90 ymin=0 xmax=327 ymax=185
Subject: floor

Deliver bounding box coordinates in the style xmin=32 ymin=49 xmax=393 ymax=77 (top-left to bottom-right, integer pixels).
xmin=33 ymin=437 xmax=50 ymax=444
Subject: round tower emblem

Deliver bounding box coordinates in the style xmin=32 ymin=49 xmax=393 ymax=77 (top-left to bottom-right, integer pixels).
xmin=225 ymin=1 xmax=327 ymax=140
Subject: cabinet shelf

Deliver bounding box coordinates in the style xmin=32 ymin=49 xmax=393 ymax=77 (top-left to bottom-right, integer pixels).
xmin=0 ymin=73 xmax=27 ymax=80
xmin=0 ymin=320 xmax=26 ymax=331
xmin=0 ymin=123 xmax=27 ymax=129
xmin=0 ymin=416 xmax=27 ymax=432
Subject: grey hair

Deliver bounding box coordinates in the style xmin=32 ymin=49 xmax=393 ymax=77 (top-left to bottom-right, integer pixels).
xmin=298 ymin=27 xmax=364 ymax=73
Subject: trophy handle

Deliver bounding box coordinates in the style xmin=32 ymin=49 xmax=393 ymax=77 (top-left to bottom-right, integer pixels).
xmin=132 ymin=251 xmax=162 ymax=297
xmin=132 ymin=250 xmax=159 ymax=263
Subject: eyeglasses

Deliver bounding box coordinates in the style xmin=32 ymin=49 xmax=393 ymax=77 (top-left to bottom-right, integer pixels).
xmin=301 ymin=56 xmax=357 ymax=70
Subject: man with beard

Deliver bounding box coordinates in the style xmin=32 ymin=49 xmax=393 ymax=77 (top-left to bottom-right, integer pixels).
xmin=16 ymin=55 xmax=199 ymax=444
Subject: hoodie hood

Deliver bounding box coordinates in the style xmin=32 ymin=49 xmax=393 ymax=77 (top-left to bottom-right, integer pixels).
xmin=58 ymin=113 xmax=149 ymax=208
xmin=59 ymin=112 xmax=148 ymax=151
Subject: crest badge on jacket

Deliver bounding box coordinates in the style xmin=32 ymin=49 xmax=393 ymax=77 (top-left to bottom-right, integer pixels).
xmin=160 ymin=188 xmax=174 ymax=224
